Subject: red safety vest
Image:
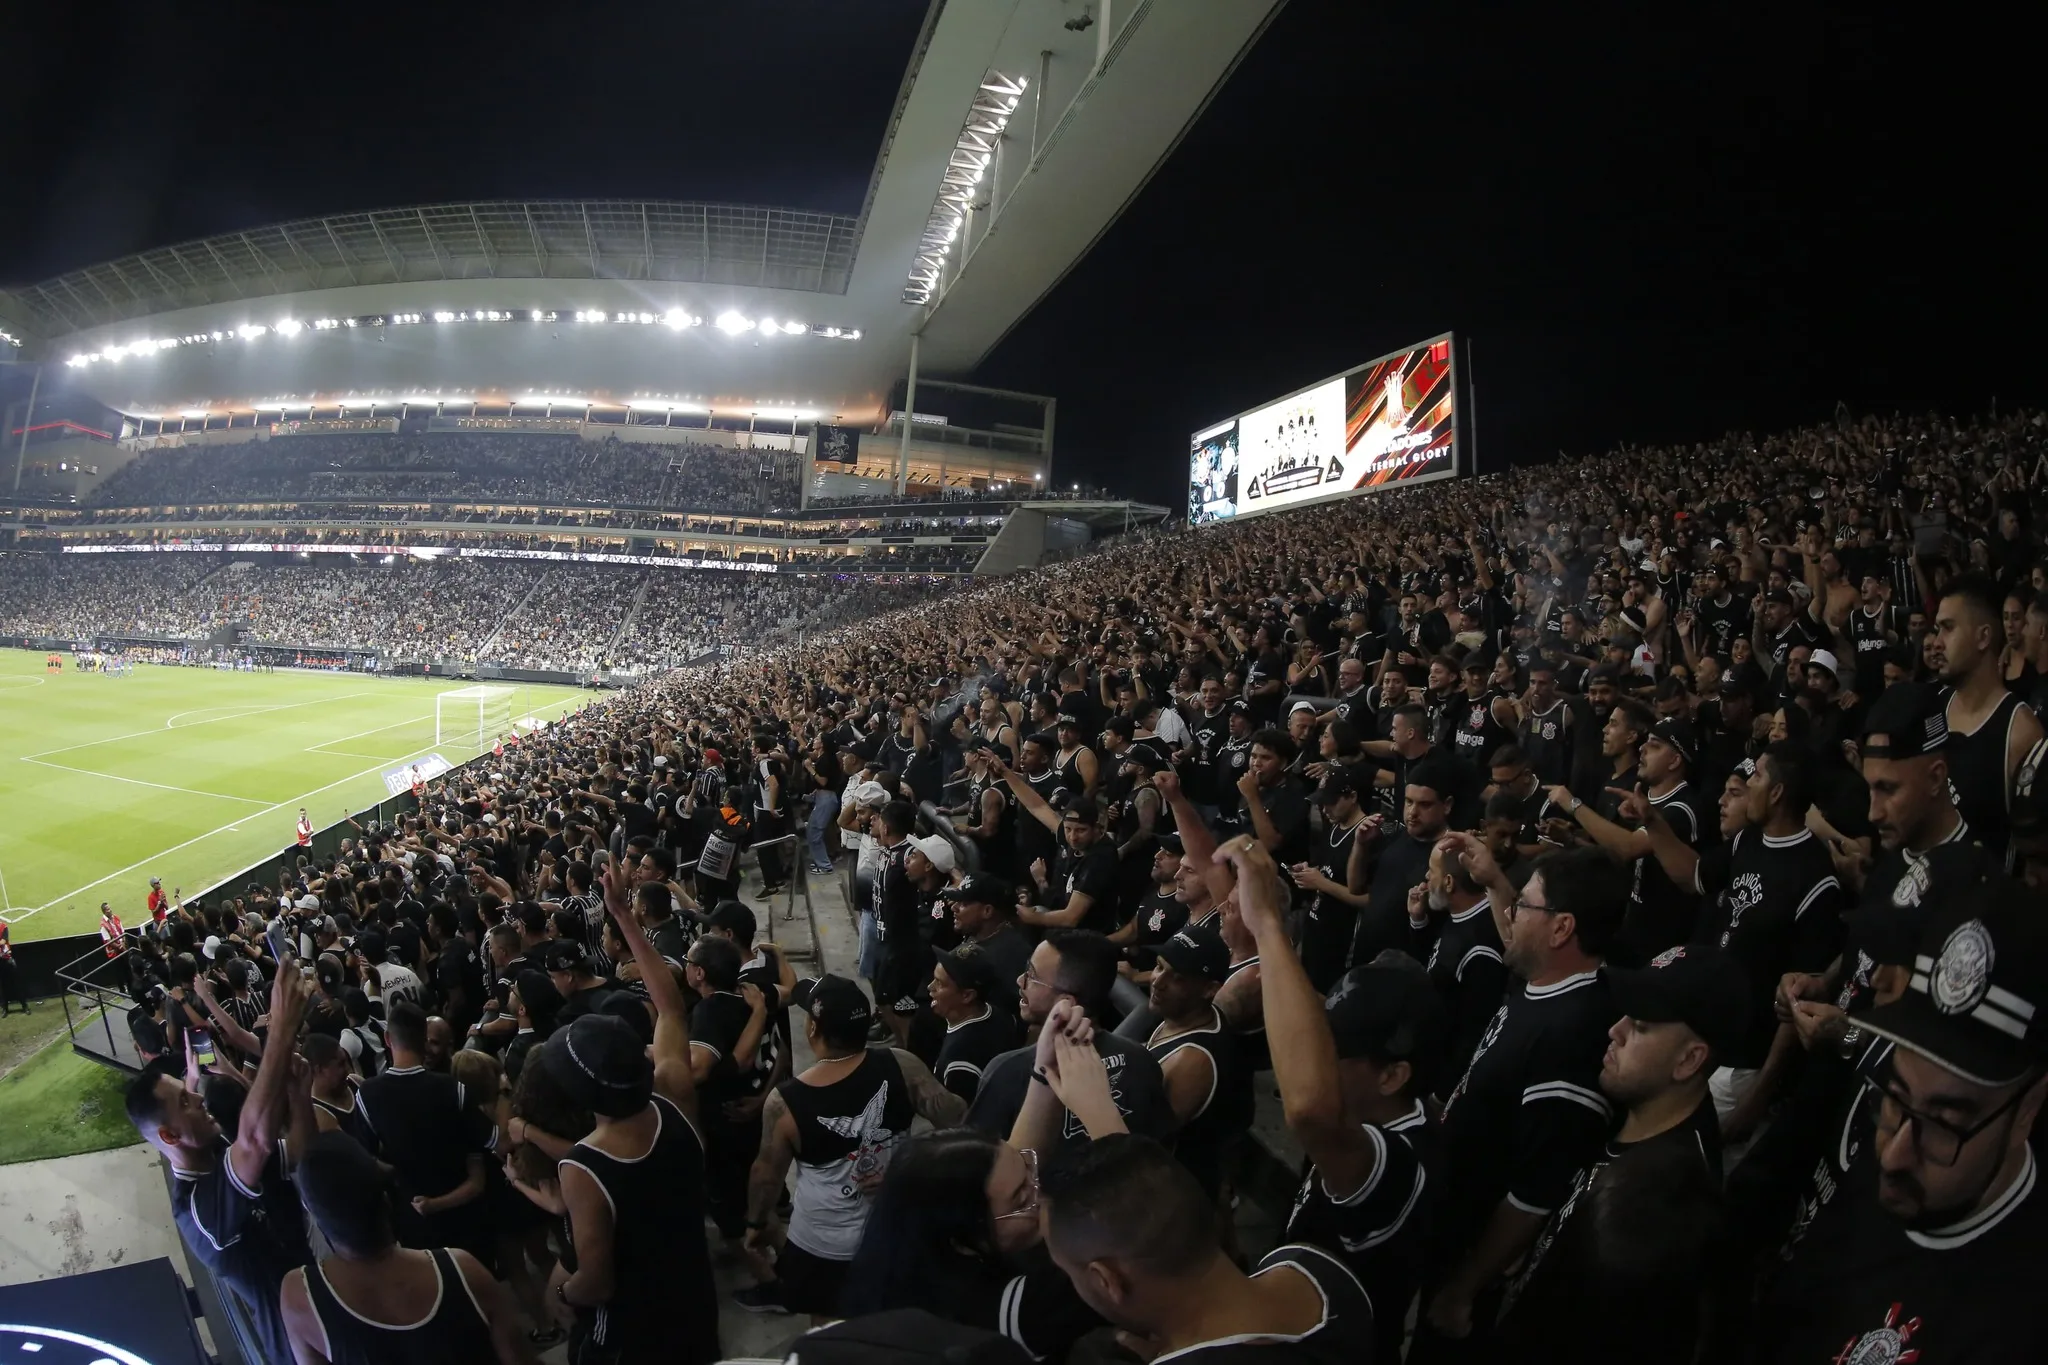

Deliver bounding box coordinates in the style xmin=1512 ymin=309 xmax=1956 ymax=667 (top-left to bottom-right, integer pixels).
xmin=102 ymin=915 xmax=124 ymax=957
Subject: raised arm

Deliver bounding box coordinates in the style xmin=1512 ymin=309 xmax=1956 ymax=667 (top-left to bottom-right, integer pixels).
xmin=599 ymin=861 xmax=697 ymax=1117
xmin=228 ymin=962 xmax=312 ymax=1194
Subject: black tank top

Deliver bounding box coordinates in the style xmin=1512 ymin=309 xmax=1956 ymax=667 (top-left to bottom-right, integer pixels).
xmin=1018 ymin=768 xmax=1062 ymax=868
xmin=780 ymin=1048 xmax=915 ymax=1260
xmin=1945 ymin=689 xmax=2026 ymax=857
xmin=1225 ymin=955 xmax=1268 ymax=1071
xmin=302 ymin=1247 xmax=495 ymax=1365
xmin=562 ymin=1095 xmax=721 ymax=1365
xmin=1147 ymin=1007 xmax=1253 ymax=1198
xmin=1520 ymin=702 xmax=1571 ymax=786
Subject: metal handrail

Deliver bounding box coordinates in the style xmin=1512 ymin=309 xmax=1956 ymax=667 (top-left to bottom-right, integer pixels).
xmin=55 ymin=938 xmax=136 ymax=1071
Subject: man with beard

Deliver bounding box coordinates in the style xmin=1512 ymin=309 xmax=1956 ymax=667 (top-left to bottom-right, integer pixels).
xmin=1407 ymin=839 xmax=1507 ymax=1081
xmin=1353 ymin=758 xmax=1460 ymax=967
xmin=1936 ymin=574 xmax=2042 ymax=858
xmin=1547 ymin=696 xmax=1649 ymax=836
xmin=1755 ymin=890 xmax=2048 ymax=1362
xmin=1144 ymin=925 xmax=1254 ymax=1202
xmin=1494 ymin=944 xmax=1740 ymax=1364
xmin=1566 ymin=668 xmax=1623 ymax=804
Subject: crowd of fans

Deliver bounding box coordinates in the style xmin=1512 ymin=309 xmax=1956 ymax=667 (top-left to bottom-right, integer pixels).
xmin=0 ymin=554 xmax=915 ymax=671
xmin=81 ymin=406 xmax=2048 ymax=1365
xmin=84 ymin=432 xmax=804 ymax=515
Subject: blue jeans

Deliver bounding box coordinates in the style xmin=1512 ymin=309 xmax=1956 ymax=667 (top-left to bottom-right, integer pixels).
xmin=806 ymin=790 xmax=840 ymax=868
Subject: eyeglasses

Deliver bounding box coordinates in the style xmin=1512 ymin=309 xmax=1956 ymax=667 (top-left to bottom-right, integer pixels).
xmin=995 ymin=1147 xmax=1041 ymax=1222
xmin=1509 ymin=898 xmax=1553 ymax=918
xmin=1022 ymin=968 xmax=1055 ymax=993
xmin=1859 ymin=1065 xmax=2028 ymax=1168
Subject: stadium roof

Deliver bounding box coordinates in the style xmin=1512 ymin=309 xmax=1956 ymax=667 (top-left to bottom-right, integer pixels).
xmin=0 ymin=0 xmax=1285 ymax=425
xmin=0 ymin=201 xmax=861 ymax=334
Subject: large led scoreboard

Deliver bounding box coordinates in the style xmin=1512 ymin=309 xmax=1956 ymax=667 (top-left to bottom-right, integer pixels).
xmin=1189 ymin=332 xmax=1459 ymax=524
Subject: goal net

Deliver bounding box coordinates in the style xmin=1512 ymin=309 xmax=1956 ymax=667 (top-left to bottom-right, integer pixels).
xmin=435 ymin=686 xmax=517 ymax=750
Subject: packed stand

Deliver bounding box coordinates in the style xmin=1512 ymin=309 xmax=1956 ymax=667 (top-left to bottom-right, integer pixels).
xmin=87 ymin=432 xmax=802 ymax=514
xmin=98 ymin=406 xmax=2048 ymax=1365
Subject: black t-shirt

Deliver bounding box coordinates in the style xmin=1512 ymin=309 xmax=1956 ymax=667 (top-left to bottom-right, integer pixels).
xmin=353 ymin=1065 xmax=499 ymax=1206
xmin=1049 ymin=840 xmax=1122 ymax=935
xmin=1497 ymin=1094 xmax=1722 ymax=1335
xmin=934 ymin=1005 xmax=1022 ymax=1102
xmin=1414 ymin=899 xmax=1508 ymax=1081
xmin=1434 ymin=970 xmax=1616 ymax=1264
xmin=1616 ymin=780 xmax=1709 ymax=968
xmin=966 ymin=1033 xmax=1174 ymax=1166
xmin=1356 ymin=829 xmax=1434 ymax=966
xmin=170 ymin=1146 xmax=310 ymax=1365
xmin=1128 ymin=885 xmax=1189 ymax=947
xmin=1693 ymin=827 xmax=1847 ymax=1069
xmin=1284 ymin=1102 xmax=1436 ymax=1365
xmin=1158 ymin=1243 xmax=1378 ymax=1365
xmin=690 ymin=990 xmax=767 ymax=1112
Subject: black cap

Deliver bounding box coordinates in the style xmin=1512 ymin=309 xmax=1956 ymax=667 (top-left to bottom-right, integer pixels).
xmin=936 ymin=946 xmax=1006 ymax=1003
xmin=1155 ymin=831 xmax=1186 ymax=856
xmin=1764 ymin=588 xmax=1795 ymax=607
xmin=1324 ymin=953 xmax=1447 ymax=1081
xmin=540 ymin=938 xmax=589 ymax=975
xmin=1861 ymin=871 xmax=2048 ymax=1087
xmin=1311 ymin=767 xmax=1365 ymax=807
xmin=1647 ymin=718 xmax=1697 ymax=766
xmin=1056 ymin=713 xmax=1082 ymax=730
xmin=545 ymin=1013 xmax=654 ymax=1117
xmin=1063 ymin=795 xmax=1102 ymax=824
xmin=1861 ymin=681 xmax=1950 ymax=761
xmin=1226 ymin=699 xmax=1252 ymax=718
xmin=943 ymin=873 xmax=1009 ymax=907
xmin=1717 ymin=671 xmax=1751 ymax=697
xmin=1607 ymin=945 xmax=1750 ymax=1059
xmin=793 ymin=974 xmax=874 ymax=1039
xmin=1154 ymin=924 xmax=1232 ymax=984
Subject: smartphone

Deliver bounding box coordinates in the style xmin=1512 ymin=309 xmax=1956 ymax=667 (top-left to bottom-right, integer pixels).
xmin=190 ymin=1028 xmax=217 ymax=1069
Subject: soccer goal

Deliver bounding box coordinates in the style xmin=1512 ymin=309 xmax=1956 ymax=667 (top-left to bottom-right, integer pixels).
xmin=435 ymin=686 xmax=517 ymax=750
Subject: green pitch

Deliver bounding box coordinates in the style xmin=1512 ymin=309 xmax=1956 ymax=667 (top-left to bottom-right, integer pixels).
xmin=0 ymin=649 xmax=588 ymax=942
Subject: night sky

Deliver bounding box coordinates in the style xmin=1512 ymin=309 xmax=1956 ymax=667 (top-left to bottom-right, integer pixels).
xmin=4 ymin=2 xmax=2039 ymax=506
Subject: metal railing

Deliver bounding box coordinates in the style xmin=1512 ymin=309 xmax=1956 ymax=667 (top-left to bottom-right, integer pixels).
xmin=54 ymin=937 xmax=140 ymax=1072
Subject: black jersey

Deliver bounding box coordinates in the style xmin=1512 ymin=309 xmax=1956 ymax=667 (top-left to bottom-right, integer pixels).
xmin=1018 ymin=767 xmax=1065 ymax=870
xmin=170 ymin=1147 xmax=311 ymax=1365
xmin=935 ymin=1005 xmax=1021 ymax=1102
xmin=301 ymin=1247 xmax=496 ymax=1365
xmin=1520 ymin=701 xmax=1572 ymax=786
xmin=560 ymin=1095 xmax=720 ymax=1365
xmin=1284 ymin=1102 xmax=1436 ymax=1365
xmin=782 ymin=1048 xmax=916 ymax=1261
xmin=1496 ymin=1097 xmax=1722 ymax=1355
xmin=1450 ymin=690 xmax=1516 ymax=770
xmin=1416 ymin=898 xmax=1508 ymax=1081
xmin=1332 ymin=683 xmax=1374 ymax=730
xmin=1049 ymin=840 xmax=1122 ymax=934
xmin=968 ymin=1033 xmax=1175 ymax=1166
xmin=1435 ymin=971 xmax=1616 ymax=1265
xmin=1128 ymin=884 xmax=1189 ymax=947
xmin=1758 ymin=1059 xmax=2048 ymax=1364
xmin=1157 ymin=1243 xmax=1377 ymax=1365
xmin=1215 ymin=735 xmax=1254 ymax=821
xmin=1693 ymin=827 xmax=1847 ymax=1069
xmin=1224 ymin=953 xmax=1269 ymax=1072
xmin=1695 ymin=592 xmax=1751 ymax=658
xmin=1847 ymin=603 xmax=1900 ymax=695
xmin=1185 ymin=704 xmax=1230 ymax=804
xmin=1944 ymin=688 xmax=2027 ymax=857
xmin=352 ymin=1066 xmax=499 ymax=1248
xmin=1617 ymin=780 xmax=1709 ymax=968
xmin=1146 ymin=1005 xmax=1254 ymax=1199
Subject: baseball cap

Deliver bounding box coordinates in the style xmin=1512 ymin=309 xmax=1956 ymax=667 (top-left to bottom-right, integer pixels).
xmin=1311 ymin=767 xmax=1365 ymax=807
xmin=793 ymin=974 xmax=874 ymax=1039
xmin=1155 ymin=924 xmax=1232 ymax=983
xmin=545 ymin=1013 xmax=654 ymax=1117
xmin=1055 ymin=713 xmax=1082 ymax=730
xmin=1861 ymin=881 xmax=2048 ymax=1087
xmin=852 ymin=781 xmax=892 ymax=808
xmin=540 ymin=939 xmax=589 ymax=975
xmin=1806 ymin=648 xmax=1841 ymax=679
xmin=1861 ymin=681 xmax=1950 ymax=761
xmin=202 ymin=935 xmax=222 ymax=960
xmin=1063 ymin=795 xmax=1102 ymax=825
xmin=1155 ymin=831 xmax=1186 ymax=856
xmin=1289 ymin=700 xmax=1320 ymax=717
xmin=937 ymin=945 xmax=1006 ymax=1003
xmin=1225 ymin=699 xmax=1252 ymax=719
xmin=943 ymin=873 xmax=1010 ymax=906
xmin=1764 ymin=589 xmax=1795 ymax=607
xmin=702 ymin=747 xmax=723 ymax=765
xmin=1647 ymin=718 xmax=1697 ymax=766
xmin=908 ymin=835 xmax=958 ymax=873
xmin=1323 ymin=955 xmax=1447 ymax=1089
xmin=1606 ymin=945 xmax=1750 ymax=1059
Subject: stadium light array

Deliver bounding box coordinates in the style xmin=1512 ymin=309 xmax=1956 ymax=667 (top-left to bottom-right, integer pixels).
xmin=904 ymin=71 xmax=1027 ymax=305
xmin=64 ymin=303 xmax=857 ymax=369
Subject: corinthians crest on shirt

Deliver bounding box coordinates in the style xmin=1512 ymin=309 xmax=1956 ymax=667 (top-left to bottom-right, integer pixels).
xmin=1836 ymin=1302 xmax=1922 ymax=1365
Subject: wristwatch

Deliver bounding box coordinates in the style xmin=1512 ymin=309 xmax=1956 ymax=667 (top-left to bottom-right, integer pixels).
xmin=1567 ymin=797 xmax=1584 ymax=815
